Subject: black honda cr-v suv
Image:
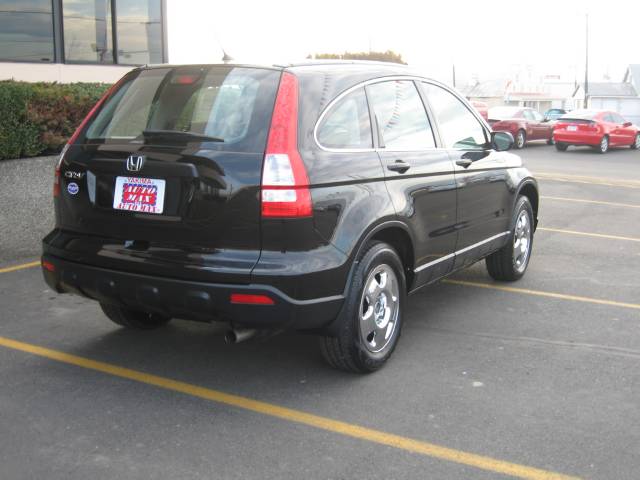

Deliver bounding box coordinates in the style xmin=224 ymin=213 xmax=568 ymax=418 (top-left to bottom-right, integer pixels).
xmin=42 ymin=61 xmax=538 ymax=373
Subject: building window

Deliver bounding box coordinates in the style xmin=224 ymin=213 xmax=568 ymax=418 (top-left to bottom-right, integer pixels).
xmin=62 ymin=0 xmax=114 ymax=63
xmin=0 ymin=0 xmax=165 ymax=65
xmin=0 ymin=0 xmax=55 ymax=62
xmin=116 ymin=0 xmax=163 ymax=65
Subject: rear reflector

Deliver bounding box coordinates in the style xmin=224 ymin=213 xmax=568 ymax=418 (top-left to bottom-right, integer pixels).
xmin=261 ymin=72 xmax=312 ymax=218
xmin=230 ymin=293 xmax=275 ymax=305
xmin=41 ymin=260 xmax=55 ymax=272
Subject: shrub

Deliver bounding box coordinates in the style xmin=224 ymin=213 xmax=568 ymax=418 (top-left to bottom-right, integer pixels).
xmin=0 ymin=81 xmax=112 ymax=160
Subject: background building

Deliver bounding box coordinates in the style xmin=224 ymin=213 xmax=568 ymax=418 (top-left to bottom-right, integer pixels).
xmin=0 ymin=0 xmax=167 ymax=83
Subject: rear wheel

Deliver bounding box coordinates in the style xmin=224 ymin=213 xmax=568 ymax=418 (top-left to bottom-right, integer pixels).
xmin=320 ymin=242 xmax=405 ymax=373
xmin=100 ymin=303 xmax=171 ymax=330
xmin=555 ymin=142 xmax=568 ymax=151
xmin=515 ymin=129 xmax=526 ymax=149
xmin=486 ymin=196 xmax=534 ymax=282
xmin=597 ymin=135 xmax=609 ymax=154
xmin=631 ymin=134 xmax=640 ymax=150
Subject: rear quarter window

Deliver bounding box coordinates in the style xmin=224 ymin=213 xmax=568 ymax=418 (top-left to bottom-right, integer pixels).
xmin=316 ymin=88 xmax=373 ymax=149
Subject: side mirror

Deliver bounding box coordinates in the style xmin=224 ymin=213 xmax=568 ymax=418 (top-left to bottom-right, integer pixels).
xmin=542 ymin=117 xmax=550 ymax=122
xmin=623 ymin=121 xmax=632 ymax=128
xmin=491 ymin=131 xmax=514 ymax=151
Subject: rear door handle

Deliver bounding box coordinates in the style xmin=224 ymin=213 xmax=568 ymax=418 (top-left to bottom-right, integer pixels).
xmin=387 ymin=160 xmax=411 ymax=173
xmin=456 ymin=159 xmax=473 ymax=168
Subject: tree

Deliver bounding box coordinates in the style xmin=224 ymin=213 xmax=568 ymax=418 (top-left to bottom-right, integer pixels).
xmin=310 ymin=50 xmax=407 ymax=65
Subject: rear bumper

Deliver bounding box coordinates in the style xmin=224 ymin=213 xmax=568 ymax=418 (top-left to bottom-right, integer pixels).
xmin=41 ymin=254 xmax=345 ymax=331
xmin=553 ymin=131 xmax=600 ymax=146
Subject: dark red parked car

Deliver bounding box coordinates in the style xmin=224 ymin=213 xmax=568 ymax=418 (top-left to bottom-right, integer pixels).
xmin=488 ymin=106 xmax=554 ymax=149
xmin=553 ymin=110 xmax=640 ymax=153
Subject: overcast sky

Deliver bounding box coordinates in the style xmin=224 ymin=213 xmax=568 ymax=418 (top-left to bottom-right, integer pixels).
xmin=167 ymin=0 xmax=640 ymax=86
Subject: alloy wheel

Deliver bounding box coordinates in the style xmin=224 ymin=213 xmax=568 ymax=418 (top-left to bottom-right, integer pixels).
xmin=359 ymin=264 xmax=400 ymax=353
xmin=513 ymin=210 xmax=532 ymax=273
xmin=600 ymin=136 xmax=609 ymax=153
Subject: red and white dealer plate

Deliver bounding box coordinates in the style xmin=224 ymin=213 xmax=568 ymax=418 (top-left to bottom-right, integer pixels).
xmin=113 ymin=176 xmax=166 ymax=214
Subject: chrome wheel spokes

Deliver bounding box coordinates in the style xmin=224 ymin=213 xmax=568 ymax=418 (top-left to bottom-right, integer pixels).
xmin=513 ymin=210 xmax=532 ymax=272
xmin=359 ymin=264 xmax=399 ymax=353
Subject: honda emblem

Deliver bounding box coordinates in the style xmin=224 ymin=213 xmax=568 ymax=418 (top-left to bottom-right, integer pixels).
xmin=126 ymin=155 xmax=145 ymax=172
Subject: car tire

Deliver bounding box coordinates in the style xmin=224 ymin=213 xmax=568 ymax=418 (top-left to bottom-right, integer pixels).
xmin=319 ymin=242 xmax=406 ymax=373
xmin=100 ymin=303 xmax=171 ymax=330
xmin=555 ymin=142 xmax=568 ymax=151
xmin=485 ymin=196 xmax=534 ymax=282
xmin=631 ymin=134 xmax=640 ymax=150
xmin=515 ymin=129 xmax=526 ymax=149
xmin=546 ymin=130 xmax=555 ymax=145
xmin=597 ymin=135 xmax=609 ymax=154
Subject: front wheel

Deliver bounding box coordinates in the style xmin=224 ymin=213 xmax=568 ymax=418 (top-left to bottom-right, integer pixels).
xmin=514 ymin=130 xmax=526 ymax=149
xmin=555 ymin=142 xmax=568 ymax=151
xmin=100 ymin=303 xmax=171 ymax=330
xmin=486 ymin=196 xmax=534 ymax=281
xmin=320 ymin=242 xmax=405 ymax=373
xmin=631 ymin=134 xmax=640 ymax=150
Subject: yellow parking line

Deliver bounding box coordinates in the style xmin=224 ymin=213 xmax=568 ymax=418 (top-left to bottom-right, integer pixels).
xmin=0 ymin=260 xmax=40 ymax=274
xmin=0 ymin=335 xmax=579 ymax=480
xmin=541 ymin=196 xmax=640 ymax=209
xmin=444 ymin=280 xmax=640 ymax=310
xmin=534 ymin=172 xmax=640 ymax=189
xmin=538 ymin=227 xmax=640 ymax=243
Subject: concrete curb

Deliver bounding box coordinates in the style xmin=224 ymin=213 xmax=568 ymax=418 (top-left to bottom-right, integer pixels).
xmin=0 ymin=156 xmax=57 ymax=263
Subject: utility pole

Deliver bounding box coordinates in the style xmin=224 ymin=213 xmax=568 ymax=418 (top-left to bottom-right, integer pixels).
xmin=584 ymin=13 xmax=589 ymax=109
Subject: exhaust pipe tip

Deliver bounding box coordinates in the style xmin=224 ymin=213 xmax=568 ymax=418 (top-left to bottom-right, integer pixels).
xmin=224 ymin=328 xmax=257 ymax=344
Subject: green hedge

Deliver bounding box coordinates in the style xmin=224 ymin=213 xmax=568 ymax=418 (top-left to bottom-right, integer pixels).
xmin=0 ymin=81 xmax=112 ymax=160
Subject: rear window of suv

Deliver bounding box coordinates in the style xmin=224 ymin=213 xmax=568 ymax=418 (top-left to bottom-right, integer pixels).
xmin=84 ymin=66 xmax=281 ymax=152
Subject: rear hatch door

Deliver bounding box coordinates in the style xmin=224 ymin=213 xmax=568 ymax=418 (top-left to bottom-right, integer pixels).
xmin=55 ymin=65 xmax=281 ymax=282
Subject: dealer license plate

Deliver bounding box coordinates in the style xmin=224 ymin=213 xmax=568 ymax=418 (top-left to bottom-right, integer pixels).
xmin=113 ymin=176 xmax=166 ymax=214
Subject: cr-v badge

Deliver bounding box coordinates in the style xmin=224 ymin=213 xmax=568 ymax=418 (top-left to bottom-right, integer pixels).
xmin=126 ymin=155 xmax=145 ymax=172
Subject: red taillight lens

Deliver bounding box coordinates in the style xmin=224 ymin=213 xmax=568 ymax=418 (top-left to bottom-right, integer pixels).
xmin=41 ymin=260 xmax=55 ymax=272
xmin=261 ymin=72 xmax=312 ymax=218
xmin=230 ymin=293 xmax=275 ymax=305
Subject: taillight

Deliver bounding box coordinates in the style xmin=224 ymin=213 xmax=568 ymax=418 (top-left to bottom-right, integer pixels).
xmin=53 ymin=79 xmax=122 ymax=197
xmin=261 ymin=72 xmax=312 ymax=218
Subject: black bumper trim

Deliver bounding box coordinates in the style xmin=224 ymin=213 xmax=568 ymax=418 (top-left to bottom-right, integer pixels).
xmin=41 ymin=254 xmax=344 ymax=330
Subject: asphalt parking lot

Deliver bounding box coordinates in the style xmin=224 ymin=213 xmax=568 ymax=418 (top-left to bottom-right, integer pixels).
xmin=1 ymin=142 xmax=639 ymax=480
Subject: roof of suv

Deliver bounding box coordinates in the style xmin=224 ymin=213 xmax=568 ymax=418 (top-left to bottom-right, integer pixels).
xmin=142 ymin=60 xmax=414 ymax=76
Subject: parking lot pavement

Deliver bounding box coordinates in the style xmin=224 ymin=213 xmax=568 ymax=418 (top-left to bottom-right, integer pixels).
xmin=1 ymin=144 xmax=639 ymax=480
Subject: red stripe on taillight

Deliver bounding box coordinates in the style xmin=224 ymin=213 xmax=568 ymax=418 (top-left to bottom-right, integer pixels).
xmin=41 ymin=260 xmax=55 ymax=272
xmin=54 ymin=79 xmax=123 ymax=197
xmin=230 ymin=293 xmax=275 ymax=305
xmin=261 ymin=72 xmax=312 ymax=218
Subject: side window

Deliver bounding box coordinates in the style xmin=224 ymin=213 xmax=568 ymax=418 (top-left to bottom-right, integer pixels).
xmin=317 ymin=88 xmax=373 ymax=149
xmin=367 ymin=81 xmax=436 ymax=150
xmin=523 ymin=110 xmax=536 ymax=121
xmin=604 ymin=113 xmax=616 ymax=123
xmin=532 ymin=110 xmax=544 ymax=122
xmin=422 ymin=83 xmax=487 ymax=150
xmin=612 ymin=113 xmax=626 ymax=124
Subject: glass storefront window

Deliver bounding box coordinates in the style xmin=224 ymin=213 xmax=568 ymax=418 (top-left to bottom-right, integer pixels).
xmin=116 ymin=0 xmax=163 ymax=65
xmin=62 ymin=0 xmax=114 ymax=63
xmin=0 ymin=0 xmax=54 ymax=62
xmin=0 ymin=0 xmax=164 ymax=65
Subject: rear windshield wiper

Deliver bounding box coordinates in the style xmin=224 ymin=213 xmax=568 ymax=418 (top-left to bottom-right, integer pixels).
xmin=141 ymin=130 xmax=224 ymax=143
